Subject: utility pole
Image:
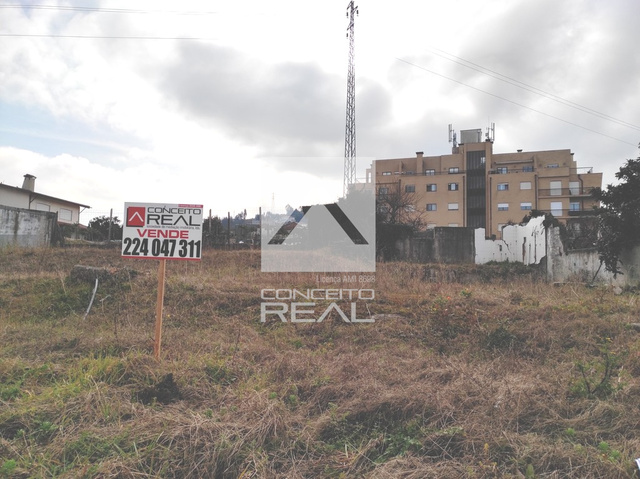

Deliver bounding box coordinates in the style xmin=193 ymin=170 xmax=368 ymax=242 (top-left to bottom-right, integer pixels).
xmin=343 ymin=1 xmax=358 ymax=197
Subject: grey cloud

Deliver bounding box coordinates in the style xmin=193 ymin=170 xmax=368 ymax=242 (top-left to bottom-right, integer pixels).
xmin=159 ymin=43 xmax=344 ymax=155
xmin=157 ymin=42 xmax=397 ymax=176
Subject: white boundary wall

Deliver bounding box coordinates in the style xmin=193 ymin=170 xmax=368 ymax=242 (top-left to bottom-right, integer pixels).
xmin=475 ymin=216 xmax=546 ymax=265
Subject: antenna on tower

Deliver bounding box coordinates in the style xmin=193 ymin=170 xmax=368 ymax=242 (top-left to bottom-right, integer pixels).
xmin=343 ymin=1 xmax=358 ymax=197
xmin=485 ymin=122 xmax=495 ymax=142
xmin=448 ymin=123 xmax=457 ymax=147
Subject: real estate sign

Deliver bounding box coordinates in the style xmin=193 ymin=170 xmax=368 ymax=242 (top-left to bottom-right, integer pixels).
xmin=122 ymin=203 xmax=203 ymax=260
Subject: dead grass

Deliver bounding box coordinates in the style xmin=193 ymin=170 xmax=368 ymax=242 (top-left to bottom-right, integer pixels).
xmin=0 ymin=246 xmax=639 ymax=477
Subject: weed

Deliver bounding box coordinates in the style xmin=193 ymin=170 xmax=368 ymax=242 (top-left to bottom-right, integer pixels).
xmin=0 ymin=384 xmax=21 ymax=401
xmin=571 ymin=338 xmax=626 ymax=399
xmin=63 ymin=431 xmax=131 ymax=465
xmin=525 ymin=463 xmax=536 ymax=478
xmin=0 ymin=460 xmax=17 ymax=477
xmin=32 ymin=419 xmax=58 ymax=444
xmin=204 ymin=360 xmax=237 ymax=386
xmin=597 ymin=441 xmax=622 ymax=462
xmin=484 ymin=325 xmax=519 ymax=351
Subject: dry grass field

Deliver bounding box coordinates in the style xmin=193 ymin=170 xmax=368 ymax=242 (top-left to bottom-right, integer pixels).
xmin=1 ymin=246 xmax=639 ymax=478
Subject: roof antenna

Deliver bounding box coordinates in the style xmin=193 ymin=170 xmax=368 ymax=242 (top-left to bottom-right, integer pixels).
xmin=448 ymin=123 xmax=457 ymax=147
xmin=485 ymin=122 xmax=495 ymax=142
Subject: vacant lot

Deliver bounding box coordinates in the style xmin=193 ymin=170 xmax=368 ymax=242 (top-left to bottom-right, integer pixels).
xmin=0 ymin=247 xmax=639 ymax=478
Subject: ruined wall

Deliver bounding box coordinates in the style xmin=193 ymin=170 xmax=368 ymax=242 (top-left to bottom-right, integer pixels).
xmin=475 ymin=216 xmax=546 ymax=265
xmin=391 ymin=216 xmax=640 ymax=286
xmin=545 ymin=226 xmax=640 ymax=285
xmin=0 ymin=205 xmax=57 ymax=247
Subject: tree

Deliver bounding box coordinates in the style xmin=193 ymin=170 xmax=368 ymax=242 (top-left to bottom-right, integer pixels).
xmin=591 ymin=156 xmax=640 ymax=276
xmin=376 ymin=187 xmax=426 ymax=231
xmin=375 ymin=184 xmax=427 ymax=260
xmin=87 ymin=215 xmax=122 ymax=241
xmin=203 ymin=216 xmax=225 ymax=246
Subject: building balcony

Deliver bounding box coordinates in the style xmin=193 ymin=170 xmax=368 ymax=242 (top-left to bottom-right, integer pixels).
xmin=535 ymin=208 xmax=597 ymax=218
xmin=538 ymin=187 xmax=596 ymax=198
xmin=488 ymin=167 xmax=535 ymax=175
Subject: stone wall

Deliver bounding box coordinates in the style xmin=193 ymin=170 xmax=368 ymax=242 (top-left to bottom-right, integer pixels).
xmin=0 ymin=205 xmax=57 ymax=247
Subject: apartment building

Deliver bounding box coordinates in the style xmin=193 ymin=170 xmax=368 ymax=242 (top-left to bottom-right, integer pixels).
xmin=374 ymin=128 xmax=602 ymax=238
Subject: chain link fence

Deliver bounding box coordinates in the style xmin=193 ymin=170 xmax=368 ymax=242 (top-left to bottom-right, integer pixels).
xmin=79 ymin=208 xmax=261 ymax=248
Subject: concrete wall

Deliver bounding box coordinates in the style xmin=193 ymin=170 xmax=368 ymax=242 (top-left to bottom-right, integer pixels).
xmin=475 ymin=216 xmax=546 ymax=265
xmin=395 ymin=227 xmax=475 ymax=264
xmin=0 ymin=205 xmax=57 ymax=247
xmin=544 ymin=226 xmax=640 ymax=286
xmin=389 ymin=216 xmax=640 ymax=286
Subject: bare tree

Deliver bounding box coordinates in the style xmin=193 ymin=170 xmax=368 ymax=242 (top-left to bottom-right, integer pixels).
xmin=376 ymin=182 xmax=427 ymax=260
xmin=376 ymin=183 xmax=426 ymax=231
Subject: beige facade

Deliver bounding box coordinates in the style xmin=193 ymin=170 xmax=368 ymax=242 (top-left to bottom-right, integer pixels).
xmin=373 ymin=130 xmax=602 ymax=238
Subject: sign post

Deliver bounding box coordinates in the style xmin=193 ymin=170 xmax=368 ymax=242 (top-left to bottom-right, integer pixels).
xmin=121 ymin=203 xmax=203 ymax=359
xmin=154 ymin=259 xmax=167 ymax=359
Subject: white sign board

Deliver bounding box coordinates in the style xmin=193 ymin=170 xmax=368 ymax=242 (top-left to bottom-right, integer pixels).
xmin=122 ymin=203 xmax=203 ymax=260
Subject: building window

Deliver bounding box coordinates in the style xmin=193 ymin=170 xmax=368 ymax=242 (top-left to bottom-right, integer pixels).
xmin=448 ymin=183 xmax=459 ymax=191
xmin=551 ymin=201 xmax=563 ymax=217
xmin=498 ymin=203 xmax=509 ymax=211
xmin=547 ymin=163 xmax=559 ymax=168
xmin=405 ymin=184 xmax=415 ymax=193
xmin=405 ymin=171 xmax=414 ymax=175
xmin=520 ymin=202 xmax=532 ymax=210
xmin=426 ymin=184 xmax=437 ymax=192
xmin=448 ymin=203 xmax=459 ymax=211
xmin=426 ymin=203 xmax=437 ymax=211
xmin=570 ymin=202 xmax=581 ymax=212
xmin=59 ymin=208 xmax=73 ymax=221
xmin=448 ymin=167 xmax=459 ymax=174
xmin=379 ymin=187 xmax=388 ymax=196
xmin=382 ymin=171 xmax=391 ymax=176
xmin=522 ymin=166 xmax=534 ymax=172
xmin=424 ymin=169 xmax=435 ymax=176
xmin=569 ymin=181 xmax=580 ymax=195
xmin=497 ymin=183 xmax=509 ymax=191
xmin=550 ymin=181 xmax=562 ymax=196
xmin=520 ymin=181 xmax=532 ymax=190
xmin=496 ymin=167 xmax=508 ymax=174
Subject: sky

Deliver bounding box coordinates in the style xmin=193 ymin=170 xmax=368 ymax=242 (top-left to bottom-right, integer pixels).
xmin=1 ymin=0 xmax=639 ymax=224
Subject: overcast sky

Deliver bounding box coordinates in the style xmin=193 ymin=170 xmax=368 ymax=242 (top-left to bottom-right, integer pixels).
xmin=1 ymin=0 xmax=639 ymax=222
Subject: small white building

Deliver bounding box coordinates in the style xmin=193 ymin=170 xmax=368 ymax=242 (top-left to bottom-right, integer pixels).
xmin=0 ymin=174 xmax=90 ymax=226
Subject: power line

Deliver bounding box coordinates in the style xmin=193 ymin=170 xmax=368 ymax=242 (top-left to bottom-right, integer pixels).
xmin=395 ymin=57 xmax=638 ymax=148
xmin=426 ymin=48 xmax=640 ymax=132
xmin=0 ymin=33 xmax=214 ymax=40
xmin=0 ymin=4 xmax=219 ymax=15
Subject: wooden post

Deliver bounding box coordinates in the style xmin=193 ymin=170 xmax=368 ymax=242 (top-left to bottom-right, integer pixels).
xmin=108 ymin=208 xmax=113 ymax=241
xmin=153 ymin=259 xmax=167 ymax=359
